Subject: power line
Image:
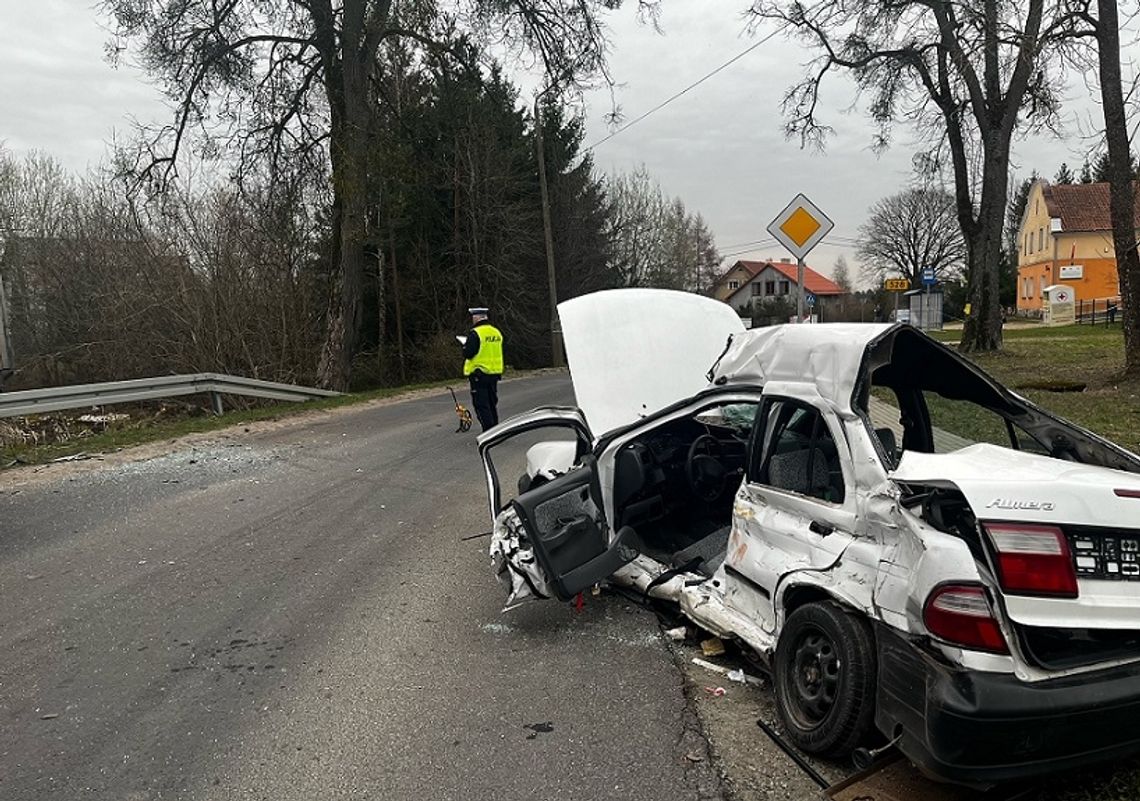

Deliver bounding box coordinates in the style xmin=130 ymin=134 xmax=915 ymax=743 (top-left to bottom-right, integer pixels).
xmin=720 ymin=245 xmax=778 ymax=259
xmin=586 ymin=24 xmax=788 ymax=152
xmin=718 ymin=237 xmax=777 ymax=253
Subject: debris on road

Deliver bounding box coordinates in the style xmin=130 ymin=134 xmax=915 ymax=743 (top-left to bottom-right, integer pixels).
xmin=704 ymin=686 xmax=726 ymax=697
xmin=699 ymin=637 xmax=725 ymax=656
xmin=690 ymin=657 xmax=765 ymax=687
xmin=50 ymin=452 xmax=91 ymax=463
xmin=524 ymin=721 xmax=554 ymax=739
xmin=824 ymin=755 xmax=978 ymax=801
xmin=726 ymin=668 xmax=764 ymax=687
xmin=665 ymin=625 xmax=687 ymax=641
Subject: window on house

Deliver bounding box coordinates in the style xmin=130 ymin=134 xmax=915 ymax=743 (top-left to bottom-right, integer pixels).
xmin=765 ymin=280 xmax=776 ymax=295
xmin=752 ymin=283 xmax=763 ymax=296
xmin=1038 ymin=228 xmax=1044 ymax=251
xmin=778 ymin=280 xmax=790 ymax=295
xmin=727 ymin=280 xmax=740 ymax=290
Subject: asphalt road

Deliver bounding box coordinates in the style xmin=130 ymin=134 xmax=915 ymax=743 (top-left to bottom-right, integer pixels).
xmin=1 ymin=374 xmax=727 ymax=801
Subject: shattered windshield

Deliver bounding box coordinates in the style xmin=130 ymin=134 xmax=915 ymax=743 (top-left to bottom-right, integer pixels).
xmin=695 ymin=403 xmax=758 ymax=434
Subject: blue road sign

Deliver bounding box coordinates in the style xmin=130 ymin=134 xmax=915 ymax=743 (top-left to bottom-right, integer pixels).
xmin=805 ymin=292 xmax=816 ymax=307
xmin=922 ymin=267 xmax=937 ymax=286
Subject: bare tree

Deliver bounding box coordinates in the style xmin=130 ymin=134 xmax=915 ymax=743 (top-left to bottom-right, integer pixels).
xmin=749 ymin=0 xmax=1074 ymax=352
xmin=856 ymin=188 xmax=966 ymax=289
xmin=101 ymin=0 xmax=627 ymax=389
xmin=606 ymin=166 xmax=718 ymax=292
xmin=831 ymin=254 xmax=852 ymax=293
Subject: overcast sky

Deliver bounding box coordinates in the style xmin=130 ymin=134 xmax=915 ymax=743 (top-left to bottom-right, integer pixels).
xmin=0 ymin=1 xmax=1122 ymax=282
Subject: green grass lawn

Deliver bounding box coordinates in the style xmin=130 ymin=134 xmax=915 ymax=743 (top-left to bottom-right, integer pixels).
xmin=929 ymin=323 xmax=1140 ymax=454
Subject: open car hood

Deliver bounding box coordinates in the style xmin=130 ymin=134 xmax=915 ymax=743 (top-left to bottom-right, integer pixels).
xmin=558 ymin=289 xmax=745 ymax=435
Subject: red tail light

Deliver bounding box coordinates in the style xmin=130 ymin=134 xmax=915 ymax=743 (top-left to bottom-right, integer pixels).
xmin=923 ymin=585 xmax=1009 ymax=654
xmin=984 ymin=523 xmax=1078 ymax=598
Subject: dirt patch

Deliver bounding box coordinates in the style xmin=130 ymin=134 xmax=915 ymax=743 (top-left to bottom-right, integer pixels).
xmin=1014 ymin=380 xmax=1087 ymax=393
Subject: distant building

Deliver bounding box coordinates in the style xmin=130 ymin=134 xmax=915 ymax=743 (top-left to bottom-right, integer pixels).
xmin=711 ymin=258 xmax=844 ymax=316
xmin=1017 ymin=180 xmax=1129 ymax=313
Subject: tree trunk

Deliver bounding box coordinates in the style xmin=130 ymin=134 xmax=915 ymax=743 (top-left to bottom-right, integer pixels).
xmin=316 ymin=54 xmax=369 ymax=391
xmin=375 ymin=226 xmax=386 ymax=356
xmin=390 ymin=229 xmax=406 ymax=383
xmin=1097 ymin=0 xmax=1140 ymax=378
xmin=960 ymin=145 xmax=1011 ymax=352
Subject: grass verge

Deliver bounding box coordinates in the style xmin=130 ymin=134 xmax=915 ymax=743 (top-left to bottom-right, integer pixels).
xmin=928 ymin=323 xmax=1140 ymax=454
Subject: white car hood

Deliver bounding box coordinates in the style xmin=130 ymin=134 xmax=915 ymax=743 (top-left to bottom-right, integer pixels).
xmin=558 ymin=289 xmax=745 ymax=435
xmin=892 ymin=443 xmax=1140 ymax=528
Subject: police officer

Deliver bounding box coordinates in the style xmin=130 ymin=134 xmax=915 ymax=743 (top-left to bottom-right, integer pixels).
xmin=461 ymin=306 xmax=504 ymax=432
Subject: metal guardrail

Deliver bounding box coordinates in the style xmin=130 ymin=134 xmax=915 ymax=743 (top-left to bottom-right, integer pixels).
xmin=0 ymin=373 xmax=341 ymax=418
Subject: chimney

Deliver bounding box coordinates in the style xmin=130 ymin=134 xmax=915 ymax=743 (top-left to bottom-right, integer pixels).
xmin=780 ymin=257 xmax=792 ymax=263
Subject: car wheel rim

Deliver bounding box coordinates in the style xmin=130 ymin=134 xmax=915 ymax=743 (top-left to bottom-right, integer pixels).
xmin=787 ymin=626 xmax=840 ymax=729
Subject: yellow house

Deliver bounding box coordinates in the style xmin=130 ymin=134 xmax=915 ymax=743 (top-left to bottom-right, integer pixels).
xmin=1017 ymin=180 xmax=1127 ymax=313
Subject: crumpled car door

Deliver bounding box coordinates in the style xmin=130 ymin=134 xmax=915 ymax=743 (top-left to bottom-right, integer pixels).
xmin=477 ymin=407 xmax=592 ymax=520
xmin=490 ymin=455 xmax=639 ymax=609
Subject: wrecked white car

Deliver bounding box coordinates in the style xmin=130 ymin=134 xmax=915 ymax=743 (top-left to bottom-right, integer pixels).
xmin=478 ymin=288 xmax=1140 ymax=784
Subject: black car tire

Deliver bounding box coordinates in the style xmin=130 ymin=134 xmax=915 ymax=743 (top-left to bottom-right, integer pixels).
xmin=773 ymin=601 xmax=876 ymax=758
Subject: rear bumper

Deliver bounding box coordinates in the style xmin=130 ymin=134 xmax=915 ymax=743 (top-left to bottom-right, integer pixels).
xmin=875 ymin=624 xmax=1140 ymax=785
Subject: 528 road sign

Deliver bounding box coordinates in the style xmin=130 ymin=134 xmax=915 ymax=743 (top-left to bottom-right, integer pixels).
xmin=884 ymin=278 xmax=910 ymax=291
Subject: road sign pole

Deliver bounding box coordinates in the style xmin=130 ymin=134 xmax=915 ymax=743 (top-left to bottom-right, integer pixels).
xmin=797 ymin=257 xmax=805 ymax=323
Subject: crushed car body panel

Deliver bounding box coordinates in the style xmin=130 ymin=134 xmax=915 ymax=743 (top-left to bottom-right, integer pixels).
xmin=893 ymin=444 xmax=1140 ymax=630
xmin=710 ymin=323 xmax=894 ymax=415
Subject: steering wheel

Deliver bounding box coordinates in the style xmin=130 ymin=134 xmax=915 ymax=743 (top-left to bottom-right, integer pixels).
xmin=686 ymin=434 xmax=728 ymax=502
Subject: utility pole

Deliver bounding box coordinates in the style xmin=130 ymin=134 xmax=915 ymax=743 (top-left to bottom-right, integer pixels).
xmin=0 ymin=271 xmax=14 ymax=390
xmin=534 ymin=92 xmax=564 ymax=368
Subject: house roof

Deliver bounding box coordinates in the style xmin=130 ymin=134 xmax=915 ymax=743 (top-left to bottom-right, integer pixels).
xmin=716 ymin=259 xmax=844 ymax=295
xmin=1039 ymin=181 xmax=1140 ymax=232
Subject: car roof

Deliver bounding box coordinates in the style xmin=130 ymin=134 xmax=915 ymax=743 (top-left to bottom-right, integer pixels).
xmin=710 ymin=323 xmax=898 ymax=414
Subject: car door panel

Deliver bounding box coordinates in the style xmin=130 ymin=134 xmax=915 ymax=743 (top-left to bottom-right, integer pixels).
xmin=723 ymin=395 xmax=859 ymax=628
xmin=509 ymin=455 xmax=639 ymax=601
xmin=478 ymin=406 xmax=592 ymax=520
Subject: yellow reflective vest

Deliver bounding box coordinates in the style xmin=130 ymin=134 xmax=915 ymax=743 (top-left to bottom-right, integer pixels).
xmin=463 ymin=323 xmax=504 ymax=376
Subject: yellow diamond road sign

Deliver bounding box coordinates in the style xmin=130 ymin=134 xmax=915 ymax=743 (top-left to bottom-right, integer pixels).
xmin=767 ymin=193 xmax=834 ymax=260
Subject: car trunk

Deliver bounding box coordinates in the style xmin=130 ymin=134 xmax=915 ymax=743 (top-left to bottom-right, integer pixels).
xmin=893 ymin=445 xmax=1140 ymax=670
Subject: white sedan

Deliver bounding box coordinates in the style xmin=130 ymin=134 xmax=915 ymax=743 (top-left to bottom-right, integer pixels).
xmin=478 ymin=288 xmax=1140 ymax=785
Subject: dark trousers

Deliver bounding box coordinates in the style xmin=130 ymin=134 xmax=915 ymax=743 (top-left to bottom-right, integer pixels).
xmin=469 ymin=372 xmax=500 ymax=432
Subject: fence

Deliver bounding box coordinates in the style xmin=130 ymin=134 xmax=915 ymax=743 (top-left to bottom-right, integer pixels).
xmin=1076 ymin=297 xmax=1123 ymax=325
xmin=0 ymin=373 xmax=341 ymax=419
